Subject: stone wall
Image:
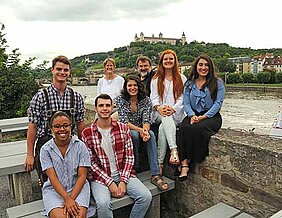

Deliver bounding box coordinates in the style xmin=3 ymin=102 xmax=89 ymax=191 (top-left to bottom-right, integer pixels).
xmin=226 ymin=85 xmax=282 ymax=93
xmin=161 ymin=129 xmax=282 ymax=218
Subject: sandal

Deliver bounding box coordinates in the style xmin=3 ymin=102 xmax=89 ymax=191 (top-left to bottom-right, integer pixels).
xmin=178 ymin=165 xmax=189 ymax=182
xmin=169 ymin=149 xmax=180 ymax=165
xmin=174 ymin=165 xmax=181 ymax=177
xmin=150 ymin=176 xmax=169 ymax=191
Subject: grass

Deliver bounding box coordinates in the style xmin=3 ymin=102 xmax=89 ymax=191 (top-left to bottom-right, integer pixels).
xmin=1 ymin=132 xmax=26 ymax=143
xmin=226 ymin=83 xmax=282 ymax=87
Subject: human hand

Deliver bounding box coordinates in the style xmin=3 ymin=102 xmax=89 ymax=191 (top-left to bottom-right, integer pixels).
xmin=109 ymin=182 xmax=119 ymax=197
xmin=190 ymin=116 xmax=198 ymax=124
xmin=157 ymin=106 xmax=167 ymax=117
xmin=165 ymin=106 xmax=175 ymax=116
xmin=117 ymin=181 xmax=126 ymax=198
xmin=142 ymin=129 xmax=150 ymax=142
xmin=63 ymin=197 xmax=80 ymax=217
xmin=197 ymin=115 xmax=207 ymax=122
xmin=24 ymin=154 xmax=34 ymax=172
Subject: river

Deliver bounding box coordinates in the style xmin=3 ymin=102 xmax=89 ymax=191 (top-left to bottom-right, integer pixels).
xmin=70 ymin=86 xmax=282 ymax=135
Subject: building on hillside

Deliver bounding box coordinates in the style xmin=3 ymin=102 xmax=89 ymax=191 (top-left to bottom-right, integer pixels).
xmin=250 ymin=54 xmax=273 ymax=74
xmin=263 ymin=56 xmax=282 ymax=73
xmin=134 ymin=32 xmax=187 ymax=45
xmin=250 ymin=54 xmax=282 ymax=73
xmin=228 ymin=54 xmax=282 ymax=74
xmin=228 ymin=57 xmax=251 ymax=73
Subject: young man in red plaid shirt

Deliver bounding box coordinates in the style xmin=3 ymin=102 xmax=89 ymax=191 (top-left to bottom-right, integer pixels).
xmin=82 ymin=94 xmax=152 ymax=218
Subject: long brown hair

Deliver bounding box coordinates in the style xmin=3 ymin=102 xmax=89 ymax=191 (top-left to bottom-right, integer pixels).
xmin=189 ymin=54 xmax=218 ymax=101
xmin=153 ymin=49 xmax=183 ymax=102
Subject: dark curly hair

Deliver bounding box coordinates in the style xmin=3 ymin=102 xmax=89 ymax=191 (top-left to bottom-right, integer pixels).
xmin=121 ymin=74 xmax=146 ymax=101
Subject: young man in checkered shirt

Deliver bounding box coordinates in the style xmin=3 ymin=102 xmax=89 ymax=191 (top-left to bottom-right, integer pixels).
xmin=24 ymin=55 xmax=85 ymax=185
xmin=82 ymin=94 xmax=152 ymax=218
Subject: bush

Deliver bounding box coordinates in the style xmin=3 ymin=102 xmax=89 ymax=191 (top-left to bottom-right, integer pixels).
xmin=277 ymin=72 xmax=282 ymax=83
xmin=227 ymin=73 xmax=241 ymax=84
xmin=218 ymin=72 xmax=226 ymax=80
xmin=256 ymin=72 xmax=271 ymax=84
xmin=241 ymin=73 xmax=254 ymax=83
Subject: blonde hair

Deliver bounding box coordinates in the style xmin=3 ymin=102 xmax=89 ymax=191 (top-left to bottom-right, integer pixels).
xmin=103 ymin=58 xmax=116 ymax=67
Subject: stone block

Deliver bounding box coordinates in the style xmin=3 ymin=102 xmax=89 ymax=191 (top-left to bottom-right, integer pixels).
xmin=250 ymin=188 xmax=282 ymax=208
xmin=199 ymin=167 xmax=219 ymax=183
xmin=221 ymin=174 xmax=249 ymax=193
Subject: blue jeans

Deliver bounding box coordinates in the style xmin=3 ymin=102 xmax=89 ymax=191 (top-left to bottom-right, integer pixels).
xmin=130 ymin=130 xmax=160 ymax=176
xmin=91 ymin=175 xmax=152 ymax=218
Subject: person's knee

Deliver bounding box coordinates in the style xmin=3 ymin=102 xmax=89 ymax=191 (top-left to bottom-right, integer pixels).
xmin=49 ymin=209 xmax=64 ymax=218
xmin=130 ymin=130 xmax=140 ymax=143
xmin=144 ymin=191 xmax=153 ymax=205
xmin=78 ymin=207 xmax=87 ymax=218
xmin=139 ymin=189 xmax=152 ymax=204
xmin=148 ymin=130 xmax=156 ymax=140
xmin=96 ymin=197 xmax=112 ymax=211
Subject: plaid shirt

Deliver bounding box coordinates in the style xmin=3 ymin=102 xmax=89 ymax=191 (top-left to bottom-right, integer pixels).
xmin=28 ymin=84 xmax=84 ymax=138
xmin=82 ymin=119 xmax=135 ymax=186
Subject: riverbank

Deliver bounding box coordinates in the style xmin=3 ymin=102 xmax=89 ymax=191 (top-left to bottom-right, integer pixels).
xmin=226 ymin=84 xmax=282 ymax=93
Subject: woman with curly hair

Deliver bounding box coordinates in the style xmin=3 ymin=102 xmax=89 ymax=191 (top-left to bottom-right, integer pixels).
xmin=115 ymin=75 xmax=168 ymax=190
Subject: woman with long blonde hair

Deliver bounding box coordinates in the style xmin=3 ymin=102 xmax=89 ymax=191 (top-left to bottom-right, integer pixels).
xmin=150 ymin=49 xmax=187 ymax=174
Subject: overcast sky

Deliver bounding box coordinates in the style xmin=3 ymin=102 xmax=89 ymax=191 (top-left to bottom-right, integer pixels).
xmin=1 ymin=0 xmax=281 ymax=67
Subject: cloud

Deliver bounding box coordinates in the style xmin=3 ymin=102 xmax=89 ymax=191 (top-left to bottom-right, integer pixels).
xmin=0 ymin=0 xmax=184 ymax=21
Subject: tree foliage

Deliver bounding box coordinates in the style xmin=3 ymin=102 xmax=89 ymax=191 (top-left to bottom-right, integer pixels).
xmin=241 ymin=73 xmax=254 ymax=83
xmin=0 ymin=24 xmax=39 ymax=119
xmin=227 ymin=73 xmax=242 ymax=84
xmin=277 ymin=72 xmax=282 ymax=83
xmin=256 ymin=72 xmax=271 ymax=84
xmin=71 ymin=40 xmax=282 ymax=77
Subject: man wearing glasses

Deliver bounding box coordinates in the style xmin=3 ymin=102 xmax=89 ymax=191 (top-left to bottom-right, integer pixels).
xmin=24 ymin=55 xmax=85 ymax=186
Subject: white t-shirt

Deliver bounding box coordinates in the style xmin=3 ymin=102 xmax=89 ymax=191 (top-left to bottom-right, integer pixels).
xmin=97 ymin=127 xmax=119 ymax=177
xmin=97 ymin=75 xmax=124 ymax=101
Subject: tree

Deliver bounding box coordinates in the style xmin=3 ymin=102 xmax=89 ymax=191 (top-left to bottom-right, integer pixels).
xmin=277 ymin=72 xmax=282 ymax=83
xmin=241 ymin=73 xmax=254 ymax=83
xmin=214 ymin=58 xmax=236 ymax=73
xmin=227 ymin=73 xmax=241 ymax=84
xmin=0 ymin=24 xmax=39 ymax=119
xmin=256 ymin=72 xmax=271 ymax=84
xmin=263 ymin=68 xmax=276 ymax=84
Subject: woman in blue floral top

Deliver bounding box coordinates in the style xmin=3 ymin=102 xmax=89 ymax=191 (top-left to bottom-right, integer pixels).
xmin=115 ymin=75 xmax=168 ymax=190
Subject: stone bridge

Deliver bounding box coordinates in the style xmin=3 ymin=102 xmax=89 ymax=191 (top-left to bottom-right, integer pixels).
xmin=71 ymin=67 xmax=134 ymax=85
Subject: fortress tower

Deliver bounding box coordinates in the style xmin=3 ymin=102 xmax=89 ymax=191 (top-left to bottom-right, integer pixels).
xmin=134 ymin=32 xmax=187 ymax=46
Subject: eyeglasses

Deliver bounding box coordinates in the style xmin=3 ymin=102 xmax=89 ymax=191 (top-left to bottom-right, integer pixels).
xmin=52 ymin=124 xmax=71 ymax=130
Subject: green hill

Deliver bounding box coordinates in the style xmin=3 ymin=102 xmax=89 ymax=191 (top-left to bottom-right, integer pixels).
xmin=70 ymin=41 xmax=282 ymax=75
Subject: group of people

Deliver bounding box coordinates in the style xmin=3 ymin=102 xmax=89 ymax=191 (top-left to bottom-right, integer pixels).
xmin=24 ymin=50 xmax=225 ymax=217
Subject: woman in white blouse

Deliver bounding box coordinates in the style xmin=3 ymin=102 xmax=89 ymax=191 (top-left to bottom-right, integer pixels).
xmin=97 ymin=58 xmax=124 ymax=101
xmin=150 ymin=49 xmax=187 ymax=174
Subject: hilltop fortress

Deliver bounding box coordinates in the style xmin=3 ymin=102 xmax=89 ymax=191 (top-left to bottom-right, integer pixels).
xmin=134 ymin=32 xmax=187 ymax=46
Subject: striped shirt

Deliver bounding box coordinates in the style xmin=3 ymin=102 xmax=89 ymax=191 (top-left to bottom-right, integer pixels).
xmin=82 ymin=119 xmax=135 ymax=186
xmin=40 ymin=135 xmax=91 ymax=192
xmin=28 ymin=84 xmax=84 ymax=138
